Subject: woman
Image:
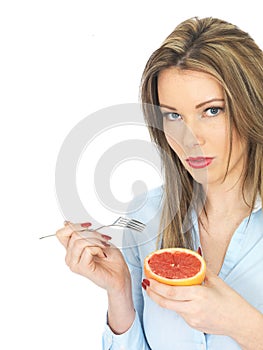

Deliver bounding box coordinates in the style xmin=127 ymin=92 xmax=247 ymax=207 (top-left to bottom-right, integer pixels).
xmin=56 ymin=17 xmax=263 ymax=349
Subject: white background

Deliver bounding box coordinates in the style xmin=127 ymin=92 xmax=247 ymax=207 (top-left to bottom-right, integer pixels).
xmin=1 ymin=1 xmax=262 ymax=349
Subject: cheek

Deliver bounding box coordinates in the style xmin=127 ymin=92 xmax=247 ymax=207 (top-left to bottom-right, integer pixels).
xmin=163 ymin=123 xmax=183 ymax=155
xmin=231 ymin=133 xmax=247 ymax=160
xmin=165 ymin=134 xmax=184 ymax=157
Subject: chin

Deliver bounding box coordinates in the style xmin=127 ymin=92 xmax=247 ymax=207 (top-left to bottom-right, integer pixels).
xmin=186 ymin=168 xmax=209 ymax=185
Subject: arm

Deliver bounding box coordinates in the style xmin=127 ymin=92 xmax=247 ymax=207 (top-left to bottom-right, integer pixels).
xmin=102 ymin=284 xmax=151 ymax=350
xmin=102 ymin=229 xmax=151 ymax=350
xmin=107 ymin=282 xmax=135 ymax=334
xmin=229 ymin=304 xmax=263 ymax=350
xmin=56 ymin=222 xmax=150 ymax=350
xmin=145 ymin=268 xmax=263 ymax=349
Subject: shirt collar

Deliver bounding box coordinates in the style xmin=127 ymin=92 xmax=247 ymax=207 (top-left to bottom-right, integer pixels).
xmin=253 ymin=194 xmax=262 ymax=213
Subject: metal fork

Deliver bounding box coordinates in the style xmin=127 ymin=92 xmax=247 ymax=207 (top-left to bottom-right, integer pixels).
xmin=90 ymin=216 xmax=146 ymax=232
xmin=39 ymin=216 xmax=146 ymax=239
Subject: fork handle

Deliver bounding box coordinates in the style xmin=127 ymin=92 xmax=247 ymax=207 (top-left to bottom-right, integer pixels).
xmin=39 ymin=226 xmax=107 ymax=239
xmin=39 ymin=233 xmax=56 ymax=239
xmin=88 ymin=224 xmax=109 ymax=232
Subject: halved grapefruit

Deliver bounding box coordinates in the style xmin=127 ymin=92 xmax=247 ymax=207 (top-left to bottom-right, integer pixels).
xmin=144 ymin=248 xmax=206 ymax=286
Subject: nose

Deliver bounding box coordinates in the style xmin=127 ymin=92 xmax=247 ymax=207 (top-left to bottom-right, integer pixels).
xmin=181 ymin=119 xmax=205 ymax=148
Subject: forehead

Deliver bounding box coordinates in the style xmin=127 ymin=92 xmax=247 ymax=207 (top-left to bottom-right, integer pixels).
xmin=157 ymin=68 xmax=224 ymax=107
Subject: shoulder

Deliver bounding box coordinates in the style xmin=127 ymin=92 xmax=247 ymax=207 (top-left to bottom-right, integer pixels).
xmin=122 ymin=186 xmax=164 ymax=255
xmin=127 ymin=186 xmax=164 ymax=222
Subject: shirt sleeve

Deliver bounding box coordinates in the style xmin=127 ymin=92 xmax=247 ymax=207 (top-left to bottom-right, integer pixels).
xmin=102 ymin=310 xmax=151 ymax=350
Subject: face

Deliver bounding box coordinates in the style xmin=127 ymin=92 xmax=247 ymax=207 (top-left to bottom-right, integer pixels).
xmin=157 ymin=68 xmax=247 ymax=188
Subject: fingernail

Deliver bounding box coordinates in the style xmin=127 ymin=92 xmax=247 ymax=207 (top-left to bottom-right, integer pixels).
xmin=81 ymin=222 xmax=92 ymax=228
xmin=101 ymin=234 xmax=112 ymax=240
xmin=142 ymin=279 xmax=150 ymax=287
xmin=141 ymin=281 xmax=147 ymax=290
xmin=102 ymin=241 xmax=111 ymax=247
xmin=197 ymin=246 xmax=202 ymax=256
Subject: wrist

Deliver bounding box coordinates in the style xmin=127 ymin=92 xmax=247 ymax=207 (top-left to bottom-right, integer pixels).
xmin=230 ymin=305 xmax=263 ymax=350
xmin=107 ymin=283 xmax=135 ymax=335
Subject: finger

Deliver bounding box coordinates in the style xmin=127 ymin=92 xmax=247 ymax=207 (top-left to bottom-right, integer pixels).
xmin=146 ymin=278 xmax=202 ymax=301
xmin=56 ymin=225 xmax=76 ymax=248
xmin=66 ymin=222 xmax=112 ymax=242
xmin=67 ymin=230 xmax=111 ymax=253
xmin=66 ymin=237 xmax=109 ymax=267
xmin=197 ymin=246 xmax=202 ymax=256
xmin=145 ymin=285 xmax=193 ymax=313
xmin=78 ymin=230 xmax=112 ymax=242
xmin=78 ymin=245 xmax=107 ymax=272
xmin=67 ymin=222 xmax=92 ymax=232
xmin=56 ymin=221 xmax=108 ymax=249
xmin=56 ymin=221 xmax=92 ymax=246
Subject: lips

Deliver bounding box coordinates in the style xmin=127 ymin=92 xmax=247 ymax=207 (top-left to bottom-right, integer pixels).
xmin=185 ymin=157 xmax=214 ymax=169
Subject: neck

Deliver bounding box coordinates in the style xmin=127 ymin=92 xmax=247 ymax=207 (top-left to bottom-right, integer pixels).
xmin=202 ymin=181 xmax=252 ymax=217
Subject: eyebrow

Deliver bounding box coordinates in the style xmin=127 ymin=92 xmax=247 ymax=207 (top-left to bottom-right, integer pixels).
xmin=159 ymin=98 xmax=225 ymax=111
xmin=195 ymin=98 xmax=224 ymax=108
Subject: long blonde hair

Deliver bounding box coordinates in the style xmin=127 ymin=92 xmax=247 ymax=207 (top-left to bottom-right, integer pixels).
xmin=141 ymin=17 xmax=263 ymax=249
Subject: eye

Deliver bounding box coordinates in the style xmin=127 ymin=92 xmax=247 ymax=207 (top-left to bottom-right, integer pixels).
xmin=162 ymin=112 xmax=182 ymax=121
xmin=204 ymin=107 xmax=223 ymax=117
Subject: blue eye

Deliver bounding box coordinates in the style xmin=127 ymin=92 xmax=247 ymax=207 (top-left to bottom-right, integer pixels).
xmin=162 ymin=112 xmax=181 ymax=121
xmin=205 ymin=107 xmax=222 ymax=117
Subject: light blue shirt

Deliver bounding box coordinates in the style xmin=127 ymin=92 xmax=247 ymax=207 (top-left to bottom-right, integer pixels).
xmin=102 ymin=187 xmax=263 ymax=349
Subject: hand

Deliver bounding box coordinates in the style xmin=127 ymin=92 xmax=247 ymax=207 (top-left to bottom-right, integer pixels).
xmin=56 ymin=221 xmax=131 ymax=294
xmin=144 ymin=268 xmax=253 ymax=337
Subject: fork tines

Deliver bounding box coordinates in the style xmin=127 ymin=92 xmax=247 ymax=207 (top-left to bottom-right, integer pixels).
xmin=118 ymin=217 xmax=146 ymax=232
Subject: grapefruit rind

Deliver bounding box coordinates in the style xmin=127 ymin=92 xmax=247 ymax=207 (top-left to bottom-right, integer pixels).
xmin=144 ymin=248 xmax=206 ymax=286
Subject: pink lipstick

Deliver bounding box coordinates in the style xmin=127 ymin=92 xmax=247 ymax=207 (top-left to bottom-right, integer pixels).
xmin=186 ymin=157 xmax=214 ymax=169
